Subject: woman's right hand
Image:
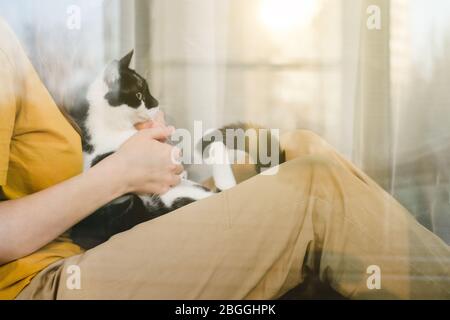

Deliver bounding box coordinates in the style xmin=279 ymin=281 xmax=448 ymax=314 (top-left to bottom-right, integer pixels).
xmin=106 ymin=126 xmax=184 ymax=195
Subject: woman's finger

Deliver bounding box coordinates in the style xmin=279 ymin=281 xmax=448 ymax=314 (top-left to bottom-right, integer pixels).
xmin=171 ymin=174 xmax=181 ymax=187
xmin=170 ymin=164 xmax=184 ymax=175
xmin=134 ymin=121 xmax=153 ymax=130
xmin=169 ymin=146 xmax=183 ymax=164
xmin=140 ymin=126 xmax=174 ymax=141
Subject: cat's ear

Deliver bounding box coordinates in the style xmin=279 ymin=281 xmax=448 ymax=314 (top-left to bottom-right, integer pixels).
xmin=119 ymin=50 xmax=134 ymax=69
xmin=104 ymin=60 xmax=120 ymax=88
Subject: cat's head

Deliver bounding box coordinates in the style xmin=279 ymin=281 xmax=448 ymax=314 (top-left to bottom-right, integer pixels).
xmin=90 ymin=50 xmax=160 ymax=125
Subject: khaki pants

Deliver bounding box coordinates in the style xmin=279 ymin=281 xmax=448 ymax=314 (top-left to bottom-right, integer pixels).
xmin=17 ymin=130 xmax=450 ymax=300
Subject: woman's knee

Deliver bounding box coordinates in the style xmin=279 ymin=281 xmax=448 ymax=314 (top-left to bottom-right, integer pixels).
xmin=277 ymin=153 xmax=339 ymax=182
xmin=281 ymin=130 xmax=330 ymax=160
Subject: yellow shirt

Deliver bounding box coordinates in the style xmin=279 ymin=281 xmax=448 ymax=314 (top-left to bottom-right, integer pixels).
xmin=0 ymin=19 xmax=84 ymax=299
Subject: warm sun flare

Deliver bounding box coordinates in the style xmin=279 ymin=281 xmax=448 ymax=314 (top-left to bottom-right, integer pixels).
xmin=260 ymin=0 xmax=318 ymax=32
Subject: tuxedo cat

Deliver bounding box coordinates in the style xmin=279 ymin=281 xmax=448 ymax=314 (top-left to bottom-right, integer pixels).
xmin=70 ymin=51 xmax=235 ymax=249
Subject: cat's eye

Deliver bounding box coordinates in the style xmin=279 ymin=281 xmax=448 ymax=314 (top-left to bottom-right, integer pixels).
xmin=136 ymin=92 xmax=143 ymax=101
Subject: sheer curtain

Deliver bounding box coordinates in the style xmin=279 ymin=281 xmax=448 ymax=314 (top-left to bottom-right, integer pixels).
xmin=115 ymin=0 xmax=449 ymax=243
xmin=1 ymin=0 xmax=448 ymax=244
xmin=390 ymin=0 xmax=450 ymax=243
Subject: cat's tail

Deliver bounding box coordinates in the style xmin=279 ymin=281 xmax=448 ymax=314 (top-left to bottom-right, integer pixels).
xmin=197 ymin=122 xmax=286 ymax=176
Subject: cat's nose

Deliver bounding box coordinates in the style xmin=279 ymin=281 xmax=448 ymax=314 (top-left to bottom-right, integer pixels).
xmin=145 ymin=97 xmax=159 ymax=109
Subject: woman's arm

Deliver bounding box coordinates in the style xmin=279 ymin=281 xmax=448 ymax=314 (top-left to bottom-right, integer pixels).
xmin=0 ymin=126 xmax=183 ymax=265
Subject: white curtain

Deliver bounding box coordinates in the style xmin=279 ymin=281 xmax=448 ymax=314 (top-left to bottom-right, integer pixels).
xmin=123 ymin=0 xmax=450 ymax=243
xmin=390 ymin=0 xmax=450 ymax=243
xmin=2 ymin=0 xmax=449 ymax=244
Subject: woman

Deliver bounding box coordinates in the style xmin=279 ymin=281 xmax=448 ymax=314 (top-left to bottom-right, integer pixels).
xmin=0 ymin=18 xmax=448 ymax=300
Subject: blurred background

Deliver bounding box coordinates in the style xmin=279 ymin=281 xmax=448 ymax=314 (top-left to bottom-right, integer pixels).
xmin=0 ymin=0 xmax=449 ymax=244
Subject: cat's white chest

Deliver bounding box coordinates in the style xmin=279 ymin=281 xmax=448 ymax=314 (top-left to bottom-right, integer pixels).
xmin=92 ymin=128 xmax=136 ymax=155
xmin=83 ymin=128 xmax=137 ymax=171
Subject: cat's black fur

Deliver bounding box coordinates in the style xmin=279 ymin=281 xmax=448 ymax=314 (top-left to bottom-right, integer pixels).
xmin=70 ymin=195 xmax=173 ymax=249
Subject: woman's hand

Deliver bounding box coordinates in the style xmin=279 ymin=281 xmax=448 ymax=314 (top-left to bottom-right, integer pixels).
xmin=108 ymin=125 xmax=184 ymax=195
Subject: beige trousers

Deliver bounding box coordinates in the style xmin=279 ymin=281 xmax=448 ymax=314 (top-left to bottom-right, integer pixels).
xmin=17 ymin=130 xmax=450 ymax=300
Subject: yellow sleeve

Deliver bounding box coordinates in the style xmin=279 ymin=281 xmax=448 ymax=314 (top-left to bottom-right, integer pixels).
xmin=0 ymin=49 xmax=17 ymax=186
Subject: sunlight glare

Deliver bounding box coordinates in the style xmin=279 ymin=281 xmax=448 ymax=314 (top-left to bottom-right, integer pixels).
xmin=260 ymin=0 xmax=318 ymax=32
